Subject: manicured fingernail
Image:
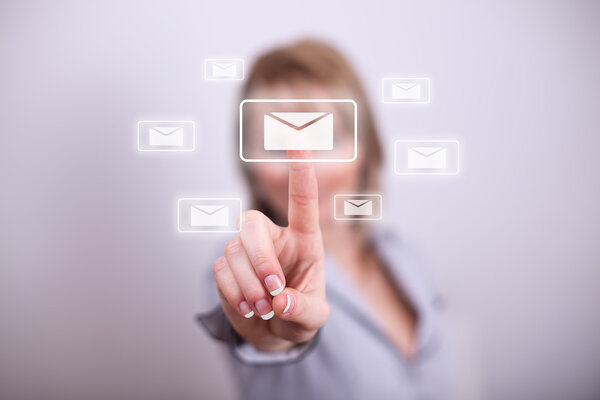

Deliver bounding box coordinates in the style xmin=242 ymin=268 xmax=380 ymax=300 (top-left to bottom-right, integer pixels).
xmin=283 ymin=293 xmax=293 ymax=315
xmin=255 ymin=299 xmax=274 ymax=320
xmin=261 ymin=310 xmax=274 ymax=320
xmin=264 ymin=274 xmax=284 ymax=296
xmin=239 ymin=301 xmax=254 ymax=318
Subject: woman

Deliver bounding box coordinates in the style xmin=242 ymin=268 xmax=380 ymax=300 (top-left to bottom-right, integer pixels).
xmin=198 ymin=39 xmax=450 ymax=400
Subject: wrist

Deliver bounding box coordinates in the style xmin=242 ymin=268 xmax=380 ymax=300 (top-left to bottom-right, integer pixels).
xmin=248 ymin=337 xmax=296 ymax=353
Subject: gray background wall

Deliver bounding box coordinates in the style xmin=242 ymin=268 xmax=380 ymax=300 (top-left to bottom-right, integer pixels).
xmin=1 ymin=1 xmax=599 ymax=399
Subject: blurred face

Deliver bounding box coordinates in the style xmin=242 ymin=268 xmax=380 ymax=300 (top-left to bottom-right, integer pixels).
xmin=245 ymin=81 xmax=363 ymax=225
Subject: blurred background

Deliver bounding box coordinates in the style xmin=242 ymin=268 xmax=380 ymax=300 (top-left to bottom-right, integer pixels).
xmin=1 ymin=1 xmax=599 ymax=399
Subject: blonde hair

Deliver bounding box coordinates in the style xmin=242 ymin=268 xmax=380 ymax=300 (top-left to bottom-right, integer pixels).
xmin=239 ymin=39 xmax=382 ymax=226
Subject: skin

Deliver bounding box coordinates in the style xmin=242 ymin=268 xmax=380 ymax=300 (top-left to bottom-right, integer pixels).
xmin=213 ymin=84 xmax=417 ymax=356
xmin=214 ymin=150 xmax=328 ymax=352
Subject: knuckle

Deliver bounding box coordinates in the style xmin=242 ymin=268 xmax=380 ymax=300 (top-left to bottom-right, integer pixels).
xmin=244 ymin=287 xmax=266 ymax=304
xmin=289 ymin=192 xmax=317 ymax=207
xmin=242 ymin=209 xmax=266 ymax=226
xmin=251 ymin=253 xmax=276 ymax=271
xmin=224 ymin=237 xmax=244 ymax=256
xmin=212 ymin=257 xmax=228 ymax=275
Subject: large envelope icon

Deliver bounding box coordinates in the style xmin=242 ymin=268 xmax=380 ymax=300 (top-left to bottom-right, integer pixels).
xmin=264 ymin=112 xmax=333 ymax=150
xmin=190 ymin=205 xmax=229 ymax=226
xmin=391 ymin=82 xmax=421 ymax=100
xmin=407 ymin=146 xmax=447 ymax=169
xmin=343 ymin=199 xmax=373 ymax=216
xmin=212 ymin=63 xmax=237 ymax=78
xmin=148 ymin=127 xmax=184 ymax=146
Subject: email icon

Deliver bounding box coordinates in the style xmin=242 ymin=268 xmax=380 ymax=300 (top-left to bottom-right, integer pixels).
xmin=148 ymin=126 xmax=184 ymax=146
xmin=382 ymin=78 xmax=430 ymax=104
xmin=178 ymin=198 xmax=242 ymax=232
xmin=240 ymin=99 xmax=357 ymax=162
xmin=407 ymin=146 xmax=447 ymax=169
xmin=212 ymin=63 xmax=237 ymax=78
xmin=334 ymin=194 xmax=382 ymax=220
xmin=204 ymin=58 xmax=244 ymax=80
xmin=264 ymin=112 xmax=333 ymax=150
xmin=137 ymin=121 xmax=195 ymax=152
xmin=392 ymin=82 xmax=421 ymax=100
xmin=343 ymin=199 xmax=373 ymax=216
xmin=394 ymin=140 xmax=459 ymax=175
xmin=190 ymin=205 xmax=229 ymax=226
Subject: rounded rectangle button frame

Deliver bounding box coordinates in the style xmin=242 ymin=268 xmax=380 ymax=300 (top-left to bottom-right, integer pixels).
xmin=177 ymin=197 xmax=242 ymax=233
xmin=394 ymin=139 xmax=460 ymax=175
xmin=333 ymin=194 xmax=383 ymax=221
xmin=137 ymin=120 xmax=196 ymax=152
xmin=239 ymin=99 xmax=358 ymax=163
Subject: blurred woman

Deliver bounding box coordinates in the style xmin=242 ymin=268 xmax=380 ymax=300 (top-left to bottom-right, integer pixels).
xmin=198 ymin=39 xmax=450 ymax=400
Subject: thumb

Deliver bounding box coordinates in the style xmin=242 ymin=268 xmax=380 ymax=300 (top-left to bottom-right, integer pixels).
xmin=272 ymin=287 xmax=329 ymax=331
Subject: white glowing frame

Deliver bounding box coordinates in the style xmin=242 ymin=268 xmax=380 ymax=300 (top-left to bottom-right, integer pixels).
xmin=333 ymin=194 xmax=383 ymax=221
xmin=204 ymin=58 xmax=245 ymax=81
xmin=239 ymin=99 xmax=358 ymax=163
xmin=137 ymin=120 xmax=195 ymax=152
xmin=177 ymin=197 xmax=242 ymax=233
xmin=394 ymin=139 xmax=460 ymax=175
xmin=381 ymin=77 xmax=431 ymax=104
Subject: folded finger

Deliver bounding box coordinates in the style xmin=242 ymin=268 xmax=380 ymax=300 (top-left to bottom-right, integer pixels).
xmin=212 ymin=256 xmax=254 ymax=319
xmin=239 ymin=210 xmax=286 ymax=297
xmin=224 ymin=237 xmax=275 ymax=320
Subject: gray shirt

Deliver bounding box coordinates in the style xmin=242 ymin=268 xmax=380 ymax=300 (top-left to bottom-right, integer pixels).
xmin=198 ymin=230 xmax=451 ymax=400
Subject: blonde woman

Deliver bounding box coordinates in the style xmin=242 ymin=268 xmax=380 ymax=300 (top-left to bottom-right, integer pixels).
xmin=199 ymin=40 xmax=450 ymax=400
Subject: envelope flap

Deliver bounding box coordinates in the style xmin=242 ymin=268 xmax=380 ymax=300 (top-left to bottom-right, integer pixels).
xmin=215 ymin=63 xmax=234 ymax=69
xmin=192 ymin=205 xmax=227 ymax=215
xmin=151 ymin=127 xmax=181 ymax=136
xmin=268 ymin=112 xmax=329 ymax=130
xmin=394 ymin=82 xmax=418 ymax=90
xmin=345 ymin=199 xmax=370 ymax=207
xmin=410 ymin=146 xmax=444 ymax=157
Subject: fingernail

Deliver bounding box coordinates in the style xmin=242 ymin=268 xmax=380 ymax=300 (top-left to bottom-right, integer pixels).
xmin=239 ymin=301 xmax=254 ymax=318
xmin=264 ymin=274 xmax=284 ymax=296
xmin=261 ymin=310 xmax=274 ymax=320
xmin=255 ymin=299 xmax=274 ymax=320
xmin=283 ymin=293 xmax=294 ymax=315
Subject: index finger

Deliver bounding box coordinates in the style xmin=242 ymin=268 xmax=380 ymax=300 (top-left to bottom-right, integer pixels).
xmin=287 ymin=150 xmax=320 ymax=234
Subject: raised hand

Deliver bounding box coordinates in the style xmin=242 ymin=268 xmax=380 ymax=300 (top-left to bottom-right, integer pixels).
xmin=212 ymin=151 xmax=329 ymax=352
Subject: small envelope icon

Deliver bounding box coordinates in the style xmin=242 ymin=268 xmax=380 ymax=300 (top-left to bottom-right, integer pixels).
xmin=264 ymin=112 xmax=333 ymax=150
xmin=148 ymin=127 xmax=184 ymax=146
xmin=343 ymin=199 xmax=373 ymax=216
xmin=392 ymin=82 xmax=421 ymax=100
xmin=190 ymin=205 xmax=229 ymax=226
xmin=212 ymin=63 xmax=237 ymax=78
xmin=407 ymin=147 xmax=447 ymax=169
